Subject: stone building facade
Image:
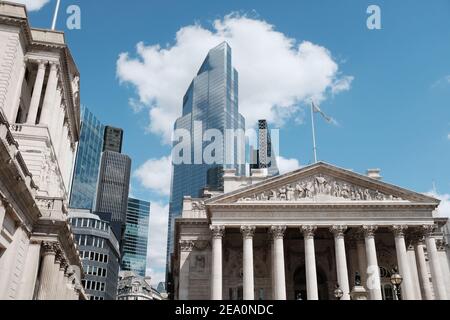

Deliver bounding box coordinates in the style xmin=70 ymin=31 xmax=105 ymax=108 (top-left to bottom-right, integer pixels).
xmin=117 ymin=271 xmax=165 ymax=300
xmin=0 ymin=2 xmax=85 ymax=300
xmin=173 ymin=163 xmax=450 ymax=300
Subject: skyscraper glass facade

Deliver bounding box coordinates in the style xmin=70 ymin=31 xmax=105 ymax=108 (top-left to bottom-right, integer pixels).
xmin=122 ymin=198 xmax=150 ymax=277
xmin=69 ymin=106 xmax=104 ymax=210
xmin=94 ymin=151 xmax=131 ymax=239
xmin=167 ymin=42 xmax=246 ymax=275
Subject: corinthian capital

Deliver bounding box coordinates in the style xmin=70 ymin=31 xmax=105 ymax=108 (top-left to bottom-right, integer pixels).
xmin=391 ymin=225 xmax=408 ymax=238
xmin=362 ymin=225 xmax=378 ymax=238
xmin=210 ymin=225 xmax=225 ymax=239
xmin=422 ymin=224 xmax=437 ymax=237
xmin=240 ymin=226 xmax=256 ymax=239
xmin=301 ymin=225 xmax=317 ymax=238
xmin=330 ymin=225 xmax=348 ymax=238
xmin=42 ymin=241 xmax=57 ymax=255
xmin=270 ymin=226 xmax=287 ymax=240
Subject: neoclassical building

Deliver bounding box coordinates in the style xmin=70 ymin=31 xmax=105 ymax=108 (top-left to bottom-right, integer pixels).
xmin=0 ymin=2 xmax=85 ymax=299
xmin=173 ymin=163 xmax=450 ymax=300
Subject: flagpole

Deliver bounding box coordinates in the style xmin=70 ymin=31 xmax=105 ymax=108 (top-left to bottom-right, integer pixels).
xmin=51 ymin=0 xmax=61 ymax=30
xmin=310 ymin=101 xmax=318 ymax=163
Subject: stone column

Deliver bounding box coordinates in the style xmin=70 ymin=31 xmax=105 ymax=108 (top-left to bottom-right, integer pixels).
xmin=17 ymin=240 xmax=42 ymax=300
xmin=423 ymin=227 xmax=447 ymax=300
xmin=27 ymin=61 xmax=47 ymax=125
xmin=415 ymin=240 xmax=433 ymax=300
xmin=39 ymin=62 xmax=59 ymax=126
xmin=362 ymin=225 xmax=382 ymax=300
xmin=53 ymin=103 xmax=66 ymax=155
xmin=423 ymin=225 xmax=448 ymax=300
xmin=436 ymin=239 xmax=450 ymax=299
xmin=210 ymin=225 xmax=225 ymax=300
xmin=56 ymin=259 xmax=68 ymax=300
xmin=36 ymin=242 xmax=57 ymax=300
xmin=269 ymin=236 xmax=275 ymax=300
xmin=301 ymin=225 xmax=318 ymax=300
xmin=9 ymin=58 xmax=27 ymax=123
xmin=355 ymin=238 xmax=367 ymax=287
xmin=391 ymin=225 xmax=415 ymax=300
xmin=65 ymin=267 xmax=75 ymax=300
xmin=331 ymin=225 xmax=350 ymax=300
xmin=49 ymin=86 xmax=62 ymax=142
xmin=406 ymin=243 xmax=422 ymax=300
xmin=241 ymin=226 xmax=256 ymax=300
xmin=270 ymin=226 xmax=287 ymax=300
xmin=179 ymin=240 xmax=194 ymax=300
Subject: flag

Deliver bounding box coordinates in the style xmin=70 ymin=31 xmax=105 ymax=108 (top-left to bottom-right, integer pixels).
xmin=312 ymin=101 xmax=337 ymax=125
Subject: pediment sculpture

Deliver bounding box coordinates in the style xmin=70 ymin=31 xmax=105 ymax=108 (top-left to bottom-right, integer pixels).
xmin=237 ymin=175 xmax=405 ymax=203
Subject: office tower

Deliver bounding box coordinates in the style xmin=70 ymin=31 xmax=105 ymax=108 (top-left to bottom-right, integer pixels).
xmin=250 ymin=120 xmax=279 ymax=176
xmin=95 ymin=150 xmax=131 ymax=239
xmin=69 ymin=106 xmax=104 ymax=210
xmin=167 ymin=42 xmax=246 ymax=279
xmin=103 ymin=126 xmax=123 ymax=153
xmin=0 ymin=2 xmax=86 ymax=300
xmin=122 ymin=198 xmax=150 ymax=277
xmin=69 ymin=209 xmax=121 ymax=300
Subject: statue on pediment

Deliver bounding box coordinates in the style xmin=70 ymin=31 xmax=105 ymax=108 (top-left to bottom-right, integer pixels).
xmin=279 ymin=187 xmax=287 ymax=201
xmin=287 ymin=185 xmax=295 ymax=201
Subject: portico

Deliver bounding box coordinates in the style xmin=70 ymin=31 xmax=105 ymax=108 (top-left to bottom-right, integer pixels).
xmin=173 ymin=162 xmax=449 ymax=300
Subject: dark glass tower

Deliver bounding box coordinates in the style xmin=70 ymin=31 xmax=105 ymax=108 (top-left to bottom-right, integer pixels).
xmin=250 ymin=120 xmax=279 ymax=176
xmin=69 ymin=106 xmax=104 ymax=210
xmin=94 ymin=127 xmax=131 ymax=242
xmin=103 ymin=126 xmax=124 ymax=153
xmin=166 ymin=42 xmax=246 ymax=279
xmin=121 ymin=198 xmax=150 ymax=277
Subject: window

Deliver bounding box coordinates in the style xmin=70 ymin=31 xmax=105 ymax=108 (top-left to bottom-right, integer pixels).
xmin=100 ymin=283 xmax=105 ymax=292
xmin=104 ymin=255 xmax=108 ymax=263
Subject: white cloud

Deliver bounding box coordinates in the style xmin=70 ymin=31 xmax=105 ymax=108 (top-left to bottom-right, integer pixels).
xmin=117 ymin=14 xmax=353 ymax=144
xmin=146 ymin=201 xmax=169 ymax=286
xmin=14 ymin=0 xmax=50 ymax=11
xmin=447 ymin=133 xmax=450 ymax=140
xmin=432 ymin=75 xmax=450 ymax=88
xmin=426 ymin=191 xmax=450 ymax=218
xmin=133 ymin=156 xmax=172 ymax=196
xmin=276 ymin=156 xmax=301 ymax=175
xmin=332 ymin=76 xmax=354 ymax=95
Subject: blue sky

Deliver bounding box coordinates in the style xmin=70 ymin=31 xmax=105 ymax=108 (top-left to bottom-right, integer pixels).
xmin=22 ymin=0 xmax=450 ymax=284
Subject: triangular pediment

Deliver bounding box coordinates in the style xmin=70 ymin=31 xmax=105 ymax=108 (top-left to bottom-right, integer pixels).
xmin=206 ymin=162 xmax=439 ymax=206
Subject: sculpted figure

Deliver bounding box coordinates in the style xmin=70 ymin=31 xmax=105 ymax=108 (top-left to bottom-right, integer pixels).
xmin=305 ymin=181 xmax=314 ymax=198
xmin=364 ymin=189 xmax=372 ymax=200
xmin=287 ymin=185 xmax=295 ymax=201
xmin=279 ymin=187 xmax=287 ymax=201
xmin=296 ymin=183 xmax=306 ymax=199
xmin=269 ymin=190 xmax=278 ymax=201
xmin=315 ymin=176 xmax=327 ymax=194
xmin=341 ymin=184 xmax=350 ymax=199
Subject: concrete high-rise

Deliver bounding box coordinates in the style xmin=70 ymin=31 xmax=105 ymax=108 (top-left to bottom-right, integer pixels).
xmin=69 ymin=106 xmax=104 ymax=210
xmin=167 ymin=42 xmax=246 ymax=282
xmin=122 ymin=198 xmax=150 ymax=277
xmin=69 ymin=209 xmax=121 ymax=300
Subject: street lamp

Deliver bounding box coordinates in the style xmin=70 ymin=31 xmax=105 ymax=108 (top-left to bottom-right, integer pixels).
xmin=334 ymin=284 xmax=344 ymax=301
xmin=390 ymin=269 xmax=403 ymax=301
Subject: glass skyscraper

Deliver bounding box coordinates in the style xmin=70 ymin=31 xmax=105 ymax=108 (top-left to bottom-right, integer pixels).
xmin=122 ymin=198 xmax=150 ymax=277
xmin=167 ymin=42 xmax=246 ymax=278
xmin=69 ymin=106 xmax=104 ymax=210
